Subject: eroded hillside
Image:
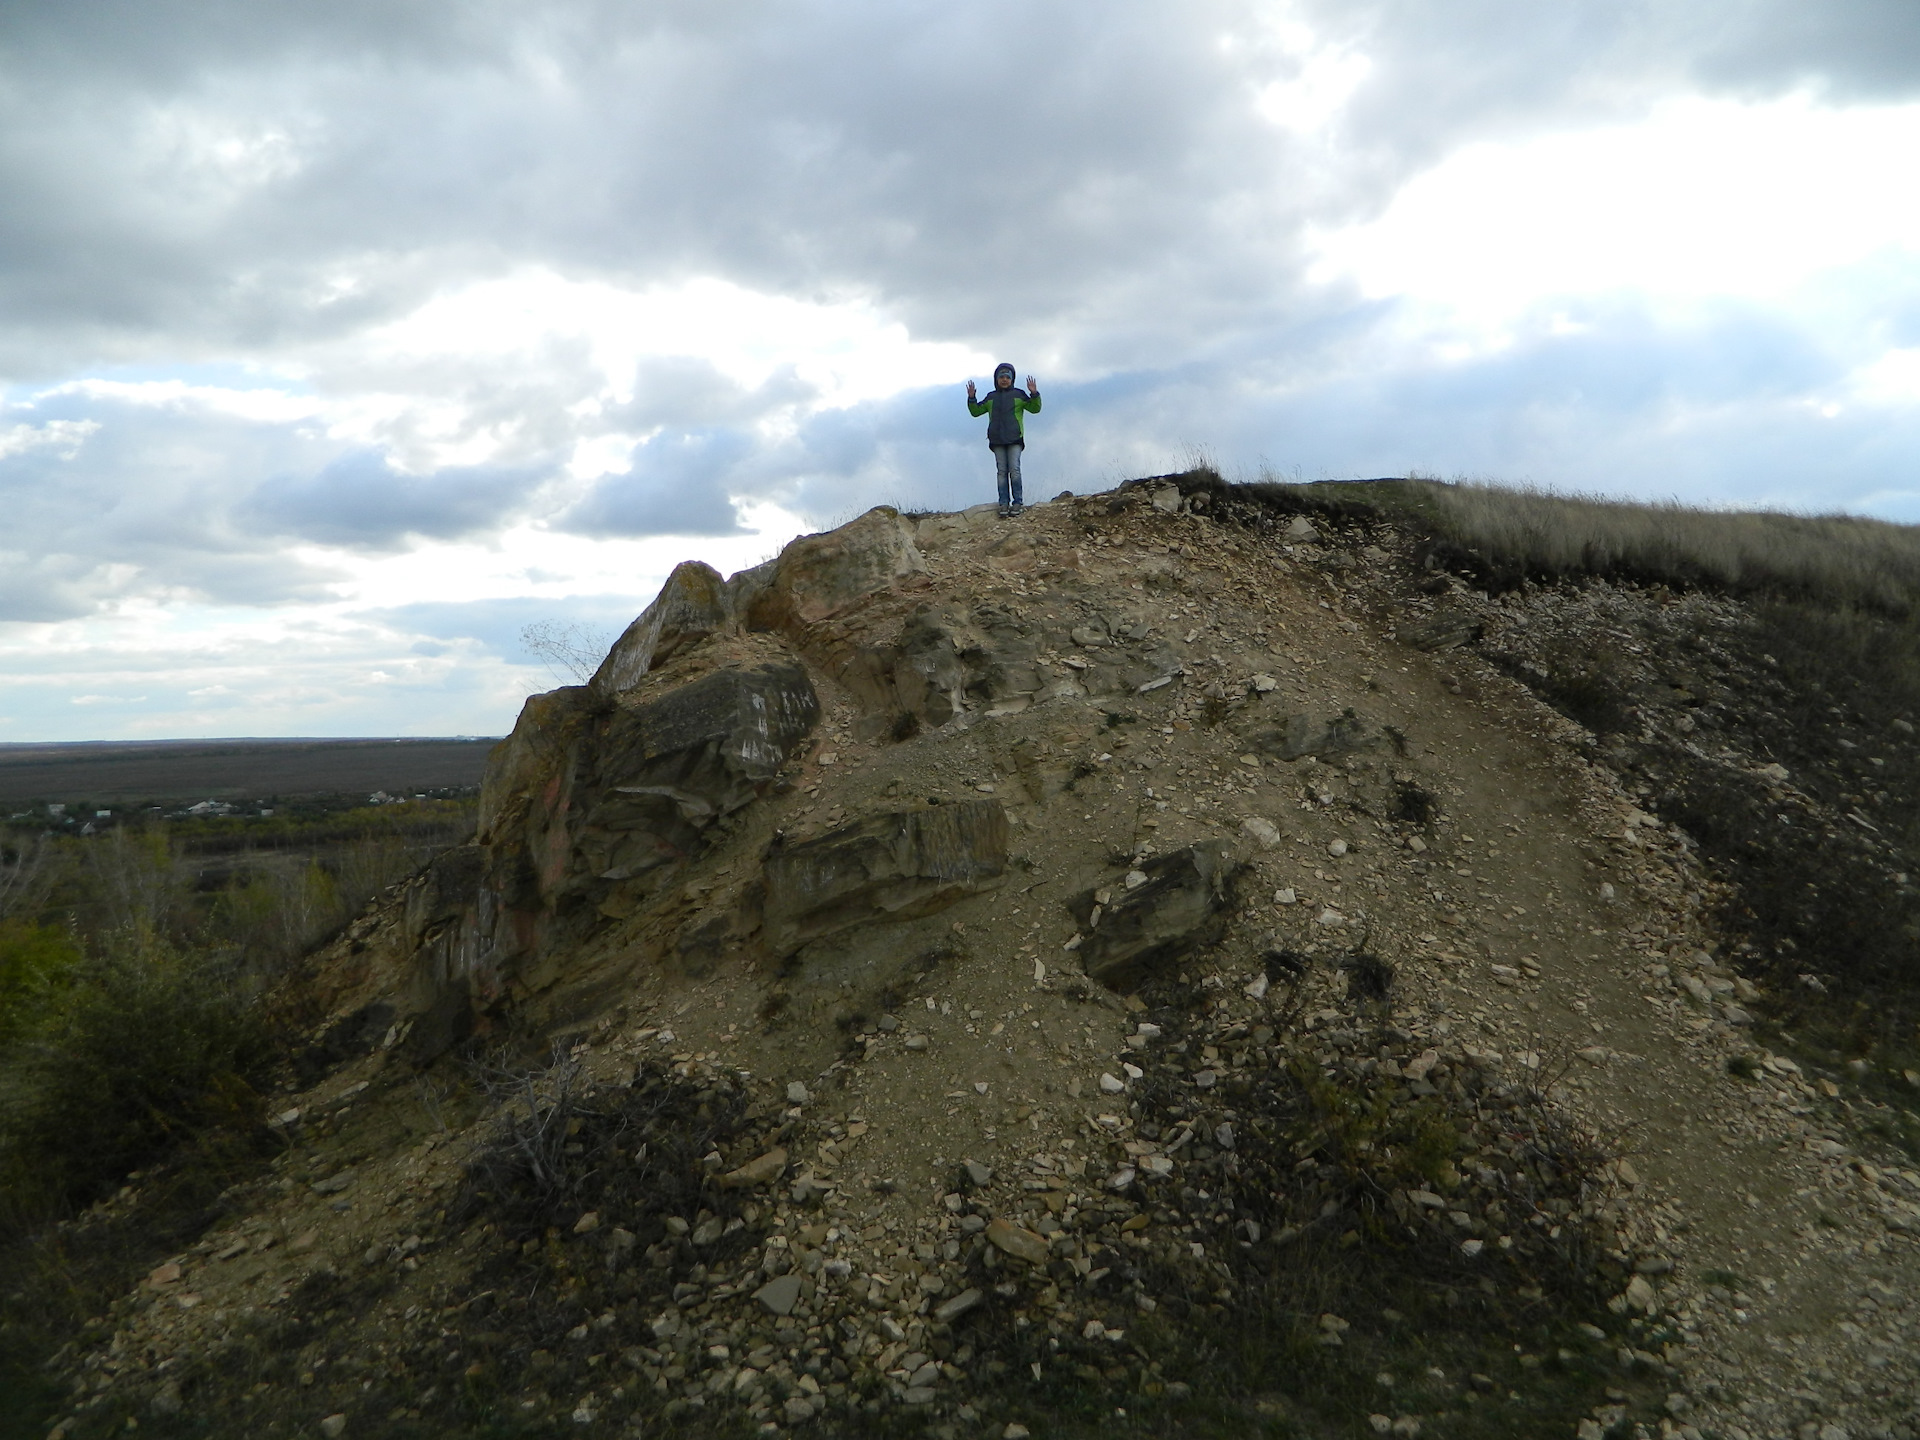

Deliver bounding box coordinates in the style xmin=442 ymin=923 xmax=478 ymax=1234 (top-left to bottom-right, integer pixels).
xmin=36 ymin=479 xmax=1920 ymax=1440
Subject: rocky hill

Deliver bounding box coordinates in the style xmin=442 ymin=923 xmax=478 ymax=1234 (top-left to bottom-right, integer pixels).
xmin=32 ymin=477 xmax=1920 ymax=1440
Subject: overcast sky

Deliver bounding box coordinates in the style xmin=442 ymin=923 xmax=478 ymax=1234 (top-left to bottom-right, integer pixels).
xmin=4 ymin=0 xmax=1919 ymax=742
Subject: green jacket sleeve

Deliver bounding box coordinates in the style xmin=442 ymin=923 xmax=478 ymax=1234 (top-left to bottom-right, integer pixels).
xmin=967 ymin=396 xmax=991 ymax=417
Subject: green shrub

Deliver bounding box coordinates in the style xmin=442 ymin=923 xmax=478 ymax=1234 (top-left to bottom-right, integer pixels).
xmin=0 ymin=921 xmax=82 ymax=1044
xmin=0 ymin=937 xmax=277 ymax=1217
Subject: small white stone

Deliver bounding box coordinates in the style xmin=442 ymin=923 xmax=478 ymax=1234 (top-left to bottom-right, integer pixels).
xmin=1124 ymin=869 xmax=1149 ymax=889
xmin=1327 ymin=838 xmax=1349 ymax=857
xmin=1274 ymin=887 xmax=1297 ymax=905
xmin=1099 ymin=1072 xmax=1127 ymax=1093
xmin=1241 ymin=816 xmax=1283 ymax=850
xmin=786 ymin=1081 xmax=811 ymax=1105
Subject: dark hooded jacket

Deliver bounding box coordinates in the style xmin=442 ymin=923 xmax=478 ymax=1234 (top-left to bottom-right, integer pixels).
xmin=968 ymin=378 xmax=1041 ymax=447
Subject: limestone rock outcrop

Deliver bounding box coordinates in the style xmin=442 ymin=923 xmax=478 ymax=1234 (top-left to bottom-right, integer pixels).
xmin=736 ymin=506 xmax=926 ymax=633
xmin=592 ymin=508 xmax=925 ymax=696
xmin=761 ymin=800 xmax=1009 ymax=957
xmin=591 ymin=560 xmax=733 ymax=694
xmin=1067 ymin=841 xmax=1246 ymax=991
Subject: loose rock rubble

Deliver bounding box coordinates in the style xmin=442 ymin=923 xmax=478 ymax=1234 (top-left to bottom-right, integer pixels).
xmin=36 ymin=476 xmax=1920 ymax=1440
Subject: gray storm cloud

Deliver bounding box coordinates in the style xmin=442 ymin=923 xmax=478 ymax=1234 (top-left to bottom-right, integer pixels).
xmin=3 ymin=0 xmax=1915 ymax=377
xmin=0 ymin=0 xmax=1917 ymax=703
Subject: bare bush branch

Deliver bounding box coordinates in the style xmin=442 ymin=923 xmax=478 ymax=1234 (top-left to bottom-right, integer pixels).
xmin=520 ymin=621 xmax=613 ymax=686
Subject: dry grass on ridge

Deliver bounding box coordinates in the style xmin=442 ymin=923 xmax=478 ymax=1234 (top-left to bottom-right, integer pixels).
xmin=1253 ymin=476 xmax=1920 ymax=614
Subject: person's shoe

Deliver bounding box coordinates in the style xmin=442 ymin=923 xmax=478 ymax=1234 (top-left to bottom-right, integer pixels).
xmin=996 ymin=506 xmax=1010 ymax=518
xmin=1009 ymin=503 xmax=1025 ymax=516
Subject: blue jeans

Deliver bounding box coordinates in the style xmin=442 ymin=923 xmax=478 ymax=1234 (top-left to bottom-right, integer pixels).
xmin=993 ymin=444 xmax=1023 ymax=510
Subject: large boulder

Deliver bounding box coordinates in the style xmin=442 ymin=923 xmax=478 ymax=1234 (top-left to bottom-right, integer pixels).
xmin=478 ymin=686 xmax=591 ymax=841
xmin=403 ymin=843 xmax=486 ymax=947
xmin=762 ymin=800 xmax=1009 ymax=957
xmin=1066 ymin=842 xmax=1245 ymax=991
xmin=587 ymin=509 xmax=927 ymax=700
xmin=889 ymin=605 xmax=982 ymax=729
xmin=592 ymin=560 xmax=732 ymax=694
xmin=405 ymin=660 xmax=819 ymax=1028
xmin=1247 ymin=708 xmax=1379 ymax=762
xmin=742 ymin=507 xmax=926 ymax=633
xmin=569 ymin=662 xmax=822 ymax=901
xmin=845 ymin=602 xmax=1076 ymax=735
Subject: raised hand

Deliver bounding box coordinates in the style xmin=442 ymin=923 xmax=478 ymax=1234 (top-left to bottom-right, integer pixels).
xmin=967 ymin=380 xmax=977 ymax=400
xmin=1026 ymin=375 xmax=1038 ymax=393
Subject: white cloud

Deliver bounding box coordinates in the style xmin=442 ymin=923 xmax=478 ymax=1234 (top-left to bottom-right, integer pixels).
xmin=4 ymin=1 xmax=1920 ymax=741
xmin=1851 ymin=348 xmax=1920 ymax=406
xmin=47 ymin=378 xmax=322 ymax=425
xmin=340 ymin=270 xmax=992 ymax=472
xmin=0 ymin=495 xmax=811 ymax=738
xmin=1313 ymin=94 xmax=1920 ymax=316
xmin=325 ymin=501 xmax=804 ymax=612
xmin=0 ymin=418 xmax=99 ymax=460
xmin=1245 ymin=13 xmax=1372 ymax=136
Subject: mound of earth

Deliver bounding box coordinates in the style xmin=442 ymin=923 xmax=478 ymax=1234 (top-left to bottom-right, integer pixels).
xmin=43 ymin=480 xmax=1920 ymax=1440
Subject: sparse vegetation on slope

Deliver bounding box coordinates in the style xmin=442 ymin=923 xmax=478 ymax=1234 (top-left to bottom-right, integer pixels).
xmin=1229 ymin=475 xmax=1920 ymax=1112
xmin=0 ymin=805 xmax=478 ymax=1440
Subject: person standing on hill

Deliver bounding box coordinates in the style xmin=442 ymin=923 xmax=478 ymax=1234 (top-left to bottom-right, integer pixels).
xmin=966 ymin=363 xmax=1041 ymax=517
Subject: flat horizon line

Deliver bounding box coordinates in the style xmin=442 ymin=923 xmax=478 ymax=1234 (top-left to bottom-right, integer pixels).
xmin=0 ymin=736 xmax=505 ymax=750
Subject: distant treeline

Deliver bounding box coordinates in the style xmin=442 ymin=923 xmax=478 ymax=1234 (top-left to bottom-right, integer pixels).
xmin=0 ymin=736 xmax=497 ymax=808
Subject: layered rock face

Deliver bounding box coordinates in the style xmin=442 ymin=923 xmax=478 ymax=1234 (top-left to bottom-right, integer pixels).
xmin=760 ymin=801 xmax=1010 ymax=958
xmin=368 ymin=506 xmax=1041 ymax=1052
xmin=347 ymin=497 xmax=1418 ymax=1057
xmin=392 ymin=660 xmax=822 ymax=1052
